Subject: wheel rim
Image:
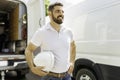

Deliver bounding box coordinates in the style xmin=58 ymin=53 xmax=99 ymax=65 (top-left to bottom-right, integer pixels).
xmin=80 ymin=74 xmax=92 ymax=80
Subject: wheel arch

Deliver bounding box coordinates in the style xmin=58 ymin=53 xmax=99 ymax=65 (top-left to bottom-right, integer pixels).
xmin=73 ymin=58 xmax=104 ymax=80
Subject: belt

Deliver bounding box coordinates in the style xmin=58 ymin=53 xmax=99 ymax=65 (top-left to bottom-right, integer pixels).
xmin=48 ymin=72 xmax=67 ymax=78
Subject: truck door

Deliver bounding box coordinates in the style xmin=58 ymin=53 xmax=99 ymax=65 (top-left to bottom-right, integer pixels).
xmin=25 ymin=0 xmax=45 ymax=42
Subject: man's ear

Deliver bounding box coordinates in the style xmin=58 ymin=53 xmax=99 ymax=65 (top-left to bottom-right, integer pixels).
xmin=48 ymin=11 xmax=51 ymax=16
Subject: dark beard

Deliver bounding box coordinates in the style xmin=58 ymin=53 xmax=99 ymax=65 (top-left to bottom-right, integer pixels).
xmin=52 ymin=14 xmax=64 ymax=24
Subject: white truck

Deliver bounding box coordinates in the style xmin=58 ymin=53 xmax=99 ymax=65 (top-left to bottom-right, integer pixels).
xmin=0 ymin=0 xmax=45 ymax=80
xmin=64 ymin=0 xmax=120 ymax=80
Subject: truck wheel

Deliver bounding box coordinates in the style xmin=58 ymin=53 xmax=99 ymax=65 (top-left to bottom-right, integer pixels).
xmin=76 ymin=68 xmax=97 ymax=80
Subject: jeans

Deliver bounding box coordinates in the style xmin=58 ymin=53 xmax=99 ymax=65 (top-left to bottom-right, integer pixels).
xmin=40 ymin=73 xmax=71 ymax=80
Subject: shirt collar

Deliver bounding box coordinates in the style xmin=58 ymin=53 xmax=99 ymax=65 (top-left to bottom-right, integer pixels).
xmin=45 ymin=23 xmax=65 ymax=32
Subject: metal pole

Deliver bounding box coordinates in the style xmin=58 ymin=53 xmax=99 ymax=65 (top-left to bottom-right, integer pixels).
xmin=1 ymin=71 xmax=5 ymax=80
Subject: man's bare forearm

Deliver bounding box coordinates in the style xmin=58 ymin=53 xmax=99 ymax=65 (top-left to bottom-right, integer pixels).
xmin=25 ymin=42 xmax=37 ymax=69
xmin=70 ymin=41 xmax=76 ymax=64
xmin=25 ymin=48 xmax=35 ymax=69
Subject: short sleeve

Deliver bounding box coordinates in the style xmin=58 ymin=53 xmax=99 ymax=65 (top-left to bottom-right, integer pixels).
xmin=66 ymin=28 xmax=74 ymax=42
xmin=30 ymin=28 xmax=42 ymax=47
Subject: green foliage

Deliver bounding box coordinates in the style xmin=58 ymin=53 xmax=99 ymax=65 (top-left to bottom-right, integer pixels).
xmin=45 ymin=0 xmax=50 ymax=16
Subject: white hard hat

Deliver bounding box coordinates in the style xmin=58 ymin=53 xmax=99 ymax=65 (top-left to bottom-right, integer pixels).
xmin=33 ymin=51 xmax=54 ymax=72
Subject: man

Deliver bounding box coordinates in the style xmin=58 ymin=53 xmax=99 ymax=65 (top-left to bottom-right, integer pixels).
xmin=25 ymin=2 xmax=76 ymax=80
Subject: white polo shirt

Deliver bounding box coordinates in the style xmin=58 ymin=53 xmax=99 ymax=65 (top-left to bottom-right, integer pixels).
xmin=30 ymin=23 xmax=73 ymax=73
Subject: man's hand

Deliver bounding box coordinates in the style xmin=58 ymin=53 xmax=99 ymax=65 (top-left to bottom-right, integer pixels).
xmin=31 ymin=66 xmax=49 ymax=76
xmin=67 ymin=63 xmax=74 ymax=74
xmin=68 ymin=40 xmax=76 ymax=74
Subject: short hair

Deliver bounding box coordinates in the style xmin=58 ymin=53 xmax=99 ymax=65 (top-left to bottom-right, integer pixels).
xmin=48 ymin=2 xmax=63 ymax=12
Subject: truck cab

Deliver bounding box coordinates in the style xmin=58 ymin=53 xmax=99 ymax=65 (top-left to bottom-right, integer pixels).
xmin=0 ymin=0 xmax=45 ymax=79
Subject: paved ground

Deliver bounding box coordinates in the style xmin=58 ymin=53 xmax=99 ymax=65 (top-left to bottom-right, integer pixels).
xmin=0 ymin=72 xmax=26 ymax=80
xmin=1 ymin=76 xmax=26 ymax=80
xmin=0 ymin=77 xmax=25 ymax=80
xmin=0 ymin=69 xmax=28 ymax=80
xmin=6 ymin=77 xmax=25 ymax=80
xmin=3 ymin=75 xmax=26 ymax=80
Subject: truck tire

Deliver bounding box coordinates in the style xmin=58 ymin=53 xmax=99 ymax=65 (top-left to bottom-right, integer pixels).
xmin=76 ymin=68 xmax=97 ymax=80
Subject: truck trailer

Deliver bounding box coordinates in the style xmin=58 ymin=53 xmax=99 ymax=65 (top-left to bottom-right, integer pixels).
xmin=0 ymin=0 xmax=45 ymax=80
